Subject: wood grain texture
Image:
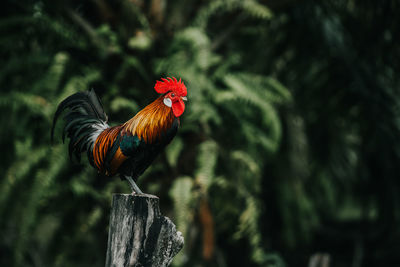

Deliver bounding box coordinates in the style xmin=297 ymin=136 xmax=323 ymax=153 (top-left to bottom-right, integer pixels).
xmin=105 ymin=194 xmax=184 ymax=267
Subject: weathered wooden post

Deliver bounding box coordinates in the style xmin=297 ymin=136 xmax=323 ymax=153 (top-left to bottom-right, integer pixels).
xmin=105 ymin=194 xmax=184 ymax=267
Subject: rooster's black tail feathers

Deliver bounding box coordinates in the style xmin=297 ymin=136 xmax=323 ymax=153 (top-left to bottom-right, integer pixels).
xmin=51 ymin=89 xmax=109 ymax=163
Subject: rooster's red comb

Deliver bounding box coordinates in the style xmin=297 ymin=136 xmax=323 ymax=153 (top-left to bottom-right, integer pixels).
xmin=154 ymin=77 xmax=187 ymax=96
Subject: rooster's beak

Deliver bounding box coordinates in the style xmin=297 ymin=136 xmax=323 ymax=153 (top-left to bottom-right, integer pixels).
xmin=181 ymin=96 xmax=187 ymax=101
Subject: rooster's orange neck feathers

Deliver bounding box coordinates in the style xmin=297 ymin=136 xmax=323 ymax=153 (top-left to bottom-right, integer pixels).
xmin=123 ymin=96 xmax=175 ymax=143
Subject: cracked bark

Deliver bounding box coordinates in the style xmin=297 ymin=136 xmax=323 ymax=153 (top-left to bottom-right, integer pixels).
xmin=105 ymin=194 xmax=184 ymax=267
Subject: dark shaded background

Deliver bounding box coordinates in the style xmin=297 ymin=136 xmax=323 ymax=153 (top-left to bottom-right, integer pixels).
xmin=1 ymin=0 xmax=400 ymax=266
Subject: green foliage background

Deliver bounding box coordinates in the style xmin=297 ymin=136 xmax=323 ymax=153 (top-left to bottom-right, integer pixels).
xmin=1 ymin=0 xmax=400 ymax=266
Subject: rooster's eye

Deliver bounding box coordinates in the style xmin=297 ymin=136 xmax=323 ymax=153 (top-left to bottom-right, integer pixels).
xmin=171 ymin=93 xmax=175 ymax=97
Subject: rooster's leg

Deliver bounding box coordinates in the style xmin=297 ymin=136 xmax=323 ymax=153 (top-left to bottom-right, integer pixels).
xmin=124 ymin=175 xmax=143 ymax=194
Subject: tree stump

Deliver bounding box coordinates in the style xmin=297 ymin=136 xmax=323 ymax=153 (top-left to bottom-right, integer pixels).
xmin=105 ymin=194 xmax=184 ymax=267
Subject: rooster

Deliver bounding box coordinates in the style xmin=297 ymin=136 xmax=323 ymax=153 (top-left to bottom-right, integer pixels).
xmin=51 ymin=77 xmax=187 ymax=194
